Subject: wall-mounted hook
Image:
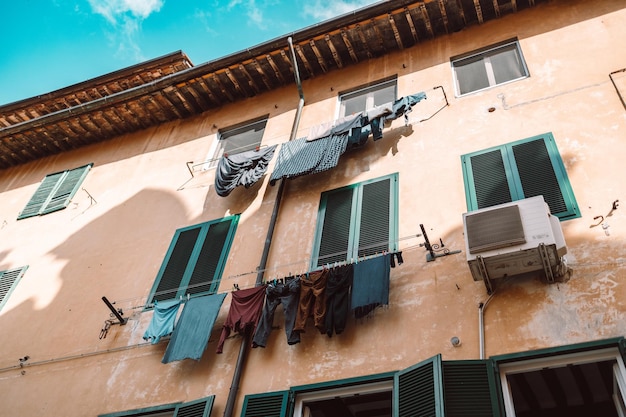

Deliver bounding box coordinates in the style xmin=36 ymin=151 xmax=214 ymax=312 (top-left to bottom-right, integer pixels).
xmin=420 ymin=224 xmax=461 ymax=262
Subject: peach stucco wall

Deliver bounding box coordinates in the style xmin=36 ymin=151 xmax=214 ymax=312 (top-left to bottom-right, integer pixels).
xmin=0 ymin=0 xmax=625 ymax=415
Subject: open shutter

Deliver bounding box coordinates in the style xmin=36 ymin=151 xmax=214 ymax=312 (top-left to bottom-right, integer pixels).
xmin=41 ymin=164 xmax=92 ymax=214
xmin=394 ymin=354 xmax=444 ymax=417
xmin=442 ymin=360 xmax=502 ymax=417
xmin=241 ymin=391 xmax=289 ymax=417
xmin=464 ymin=149 xmax=512 ymax=210
xmin=188 ymin=218 xmax=236 ymax=295
xmin=357 ymin=178 xmax=391 ymax=257
xmin=17 ymin=164 xmax=92 ymax=220
xmin=316 ymin=187 xmax=354 ymax=267
xmin=175 ymin=396 xmax=214 ymax=417
xmin=0 ymin=266 xmax=28 ymax=311
xmin=153 ymin=226 xmax=202 ymax=303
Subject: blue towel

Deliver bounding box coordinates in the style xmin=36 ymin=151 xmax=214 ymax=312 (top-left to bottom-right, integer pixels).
xmin=162 ymin=293 xmax=227 ymax=363
xmin=142 ymin=299 xmax=181 ymax=345
xmin=351 ymin=254 xmax=390 ymax=319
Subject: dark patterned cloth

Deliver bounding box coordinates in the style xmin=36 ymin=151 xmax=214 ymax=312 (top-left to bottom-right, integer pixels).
xmin=214 ymin=145 xmax=277 ymax=197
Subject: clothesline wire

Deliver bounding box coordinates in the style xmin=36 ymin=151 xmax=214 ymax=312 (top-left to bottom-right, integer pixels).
xmin=113 ymin=233 xmax=428 ymax=309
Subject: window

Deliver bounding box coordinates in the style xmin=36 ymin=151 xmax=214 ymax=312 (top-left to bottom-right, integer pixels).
xmin=148 ymin=216 xmax=239 ymax=304
xmin=452 ymin=40 xmax=529 ymax=96
xmin=339 ymin=78 xmax=397 ymax=117
xmin=494 ymin=339 xmax=626 ymax=417
xmin=99 ymin=396 xmax=214 ymax=417
xmin=208 ymin=118 xmax=267 ymax=167
xmin=461 ymin=133 xmax=579 ymax=220
xmin=17 ymin=163 xmax=93 ymax=220
xmin=311 ymin=174 xmax=398 ymax=268
xmin=0 ymin=266 xmax=28 ymax=312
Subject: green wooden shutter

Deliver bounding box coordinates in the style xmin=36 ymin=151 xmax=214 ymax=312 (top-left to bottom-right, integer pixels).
xmin=175 ymin=396 xmax=214 ymax=417
xmin=510 ymin=135 xmax=578 ymax=219
xmin=17 ymin=164 xmax=92 ymax=220
xmin=188 ymin=218 xmax=235 ymax=295
xmin=0 ymin=266 xmax=28 ymax=311
xmin=442 ymin=360 xmax=502 ymax=417
xmin=241 ymin=391 xmax=289 ymax=417
xmin=316 ymin=187 xmax=354 ymax=267
xmin=465 ymin=149 xmax=512 ymax=210
xmin=394 ymin=354 xmax=444 ymax=417
xmin=153 ymin=226 xmax=202 ymax=303
xmin=358 ymin=178 xmax=391 ymax=258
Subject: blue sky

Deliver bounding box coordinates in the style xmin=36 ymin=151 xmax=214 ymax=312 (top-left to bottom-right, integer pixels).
xmin=1 ymin=0 xmax=381 ymax=106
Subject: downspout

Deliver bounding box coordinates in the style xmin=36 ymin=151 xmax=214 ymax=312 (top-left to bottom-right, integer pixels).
xmin=478 ymin=293 xmax=495 ymax=360
xmin=222 ymin=36 xmax=304 ymax=417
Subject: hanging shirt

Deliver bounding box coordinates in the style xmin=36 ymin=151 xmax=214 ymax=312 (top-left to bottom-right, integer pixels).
xmin=161 ymin=293 xmax=227 ymax=363
xmin=214 ymin=145 xmax=278 ymax=197
xmin=142 ymin=299 xmax=181 ymax=345
xmin=216 ymin=285 xmax=267 ymax=353
xmin=351 ymin=254 xmax=391 ymax=319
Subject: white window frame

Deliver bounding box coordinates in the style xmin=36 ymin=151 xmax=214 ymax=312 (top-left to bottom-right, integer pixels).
xmin=499 ymin=347 xmax=626 ymax=417
xmin=452 ymin=40 xmax=529 ymax=97
xmin=204 ymin=118 xmax=267 ymax=169
xmin=293 ymin=380 xmax=393 ymax=417
xmin=337 ymin=79 xmax=397 ymax=118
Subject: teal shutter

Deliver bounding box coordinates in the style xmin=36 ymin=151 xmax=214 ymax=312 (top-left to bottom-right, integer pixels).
xmin=394 ymin=354 xmax=444 ymax=417
xmin=442 ymin=360 xmax=502 ymax=417
xmin=153 ymin=226 xmax=202 ymax=302
xmin=316 ymin=187 xmax=354 ymax=267
xmin=149 ymin=216 xmax=238 ymax=304
xmin=175 ymin=396 xmax=214 ymax=417
xmin=357 ymin=178 xmax=391 ymax=257
xmin=465 ymin=149 xmax=512 ymax=209
xmin=0 ymin=266 xmax=28 ymax=311
xmin=241 ymin=391 xmax=289 ymax=417
xmin=17 ymin=164 xmax=92 ymax=220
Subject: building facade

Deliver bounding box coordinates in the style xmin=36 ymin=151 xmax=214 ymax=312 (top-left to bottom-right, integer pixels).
xmin=0 ymin=0 xmax=625 ymax=416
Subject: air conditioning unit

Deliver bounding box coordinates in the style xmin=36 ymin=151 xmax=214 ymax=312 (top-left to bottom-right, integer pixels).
xmin=462 ymin=196 xmax=571 ymax=294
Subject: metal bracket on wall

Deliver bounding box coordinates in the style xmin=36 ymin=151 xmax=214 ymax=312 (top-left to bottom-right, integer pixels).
xmin=419 ymin=223 xmax=461 ymax=262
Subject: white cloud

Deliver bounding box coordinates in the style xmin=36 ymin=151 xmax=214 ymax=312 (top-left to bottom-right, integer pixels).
xmin=88 ymin=0 xmax=164 ymax=23
xmin=87 ymin=0 xmax=163 ymax=62
xmin=226 ymin=0 xmax=267 ymax=29
xmin=302 ymin=0 xmax=381 ymax=21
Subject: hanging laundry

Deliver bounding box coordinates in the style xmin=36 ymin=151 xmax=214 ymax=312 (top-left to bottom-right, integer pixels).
xmin=384 ymin=92 xmax=427 ymax=123
xmin=324 ymin=264 xmax=353 ymax=337
xmin=366 ymin=102 xmax=394 ymax=141
xmin=142 ymin=299 xmax=182 ymax=345
xmin=269 ymin=134 xmax=349 ymax=185
xmin=216 ymin=285 xmax=267 ymax=353
xmin=252 ymin=276 xmax=301 ymax=348
xmin=351 ymin=253 xmax=391 ymax=319
xmin=307 ymin=113 xmax=368 ymax=142
xmin=294 ymin=269 xmax=329 ymax=334
xmin=390 ymin=251 xmax=404 ymax=268
xmin=161 ymin=293 xmax=226 ymax=363
xmin=214 ymin=145 xmax=277 ymax=197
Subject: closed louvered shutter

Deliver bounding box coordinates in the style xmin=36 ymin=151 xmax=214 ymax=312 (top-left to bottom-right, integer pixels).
xmin=175 ymin=396 xmax=214 ymax=417
xmin=358 ymin=178 xmax=391 ymax=257
xmin=316 ymin=187 xmax=354 ymax=267
xmin=17 ymin=164 xmax=92 ymax=220
xmin=154 ymin=227 xmax=202 ymax=302
xmin=442 ymin=361 xmax=501 ymax=417
xmin=394 ymin=355 xmax=444 ymax=417
xmin=188 ymin=220 xmax=231 ymax=295
xmin=512 ymin=138 xmax=567 ymax=216
xmin=241 ymin=391 xmax=289 ymax=417
xmin=0 ymin=267 xmax=28 ymax=311
xmin=467 ymin=149 xmax=512 ymax=209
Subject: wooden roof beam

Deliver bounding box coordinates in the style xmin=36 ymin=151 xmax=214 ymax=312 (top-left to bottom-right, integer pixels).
xmin=404 ymin=7 xmax=419 ymax=43
xmin=388 ymin=13 xmax=405 ymax=49
xmin=340 ymin=30 xmax=358 ymax=63
xmin=238 ymin=64 xmax=262 ymax=94
xmin=355 ymin=24 xmax=373 ymax=58
xmin=325 ymin=35 xmax=343 ymax=69
xmin=473 ymin=0 xmax=484 ymax=23
xmin=265 ymin=54 xmax=286 ymax=84
xmin=309 ymin=39 xmax=328 ymax=73
xmin=438 ymin=0 xmax=450 ymax=32
xmin=420 ymin=3 xmax=435 ymax=37
xmin=252 ymin=59 xmax=273 ymax=90
xmin=295 ymin=44 xmax=314 ymax=77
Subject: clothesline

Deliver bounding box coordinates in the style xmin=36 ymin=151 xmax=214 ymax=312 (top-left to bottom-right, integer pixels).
xmin=113 ymin=234 xmax=427 ymax=310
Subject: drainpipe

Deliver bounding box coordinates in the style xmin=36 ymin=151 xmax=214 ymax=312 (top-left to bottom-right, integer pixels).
xmin=222 ymin=36 xmax=304 ymax=417
xmin=478 ymin=293 xmax=495 ymax=360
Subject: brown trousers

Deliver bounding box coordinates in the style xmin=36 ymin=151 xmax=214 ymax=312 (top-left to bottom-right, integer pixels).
xmin=294 ymin=269 xmax=328 ymax=333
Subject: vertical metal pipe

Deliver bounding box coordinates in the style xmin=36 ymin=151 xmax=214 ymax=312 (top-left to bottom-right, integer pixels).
xmin=223 ymin=36 xmax=305 ymax=417
xmin=478 ymin=293 xmax=495 ymax=360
